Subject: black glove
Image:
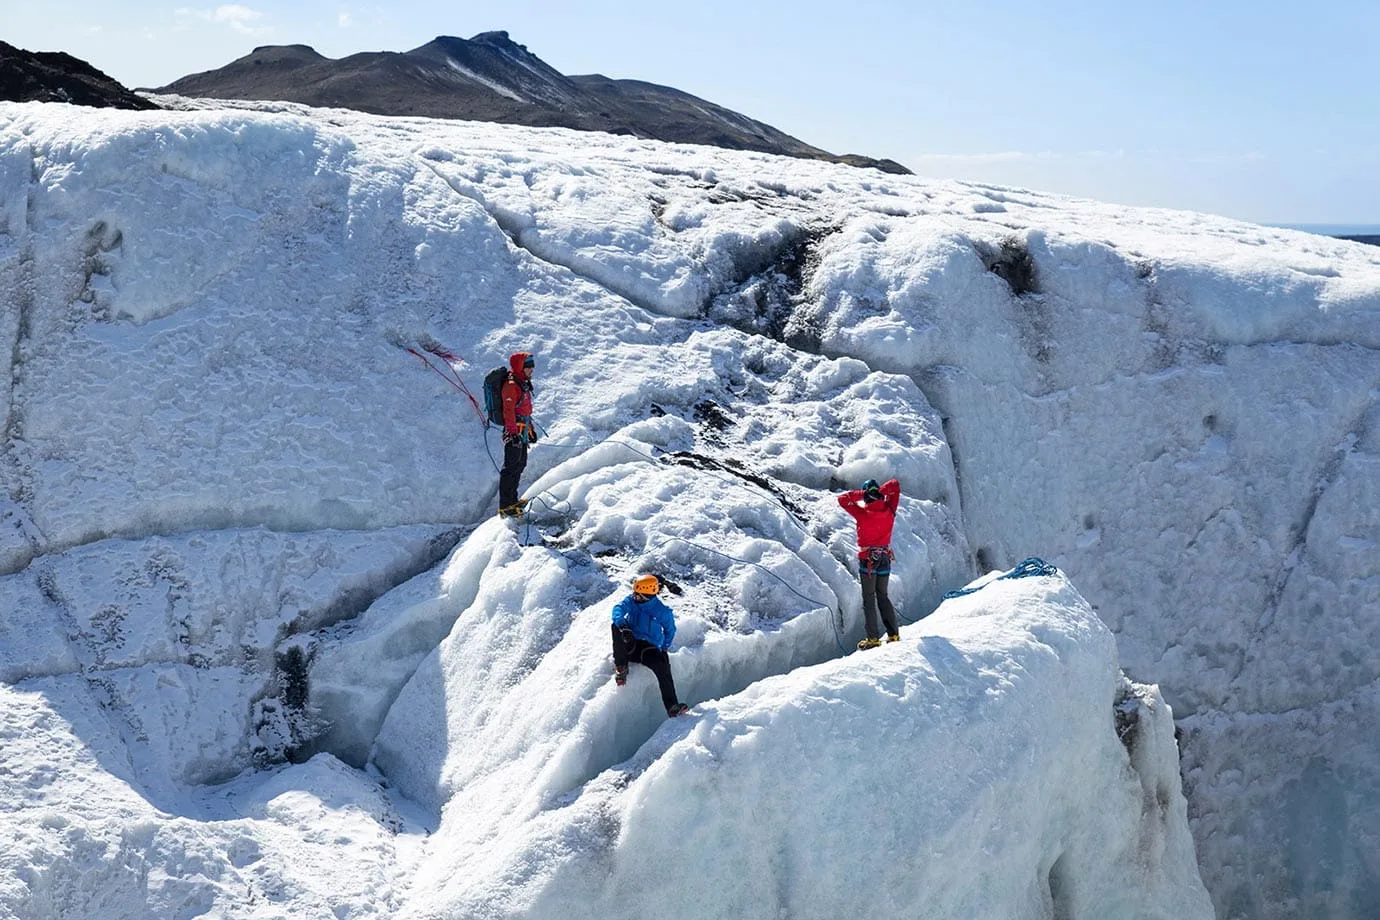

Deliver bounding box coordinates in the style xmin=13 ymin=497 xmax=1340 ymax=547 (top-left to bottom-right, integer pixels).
xmin=618 ymin=627 xmax=634 ymax=644
xmin=502 ymin=429 xmax=518 ymax=445
xmin=528 ymin=426 xmax=538 ymax=444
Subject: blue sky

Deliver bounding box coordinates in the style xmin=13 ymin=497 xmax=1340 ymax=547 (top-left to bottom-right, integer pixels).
xmin=4 ymin=1 xmax=1377 ymax=224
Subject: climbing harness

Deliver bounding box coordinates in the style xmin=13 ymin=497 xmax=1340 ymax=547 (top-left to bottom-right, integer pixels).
xmin=859 ymin=546 xmax=894 ymax=575
xmin=941 ymin=557 xmax=1059 ymax=599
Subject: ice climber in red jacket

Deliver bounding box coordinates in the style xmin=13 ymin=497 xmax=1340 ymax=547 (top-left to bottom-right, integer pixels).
xmin=838 ymin=478 xmax=901 ymax=650
xmin=497 ymin=351 xmax=537 ymax=517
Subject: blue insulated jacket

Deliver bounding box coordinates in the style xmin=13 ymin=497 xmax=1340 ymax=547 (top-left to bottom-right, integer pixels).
xmin=611 ymin=594 xmax=677 ymax=651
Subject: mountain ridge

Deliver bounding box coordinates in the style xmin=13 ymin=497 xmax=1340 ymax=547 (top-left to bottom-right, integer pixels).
xmin=0 ymin=40 xmax=158 ymax=110
xmin=153 ymin=31 xmax=910 ymax=174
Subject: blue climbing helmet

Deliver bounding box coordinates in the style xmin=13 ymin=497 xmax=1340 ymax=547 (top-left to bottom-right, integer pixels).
xmin=861 ymin=478 xmax=882 ymax=501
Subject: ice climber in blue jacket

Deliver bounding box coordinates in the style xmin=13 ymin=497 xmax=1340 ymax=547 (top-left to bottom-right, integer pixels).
xmin=611 ymin=573 xmax=689 ymax=717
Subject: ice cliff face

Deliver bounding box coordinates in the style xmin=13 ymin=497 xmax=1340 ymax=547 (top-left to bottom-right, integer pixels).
xmin=0 ymin=96 xmax=1376 ymax=919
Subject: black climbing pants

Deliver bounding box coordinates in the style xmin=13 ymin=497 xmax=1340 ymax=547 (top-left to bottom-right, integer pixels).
xmin=612 ymin=623 xmax=681 ymax=712
xmin=499 ymin=438 xmax=528 ymax=508
xmin=860 ymin=571 xmax=898 ymax=640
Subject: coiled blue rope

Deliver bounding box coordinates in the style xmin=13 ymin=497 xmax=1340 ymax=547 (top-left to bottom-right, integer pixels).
xmin=942 ymin=557 xmax=1059 ymax=599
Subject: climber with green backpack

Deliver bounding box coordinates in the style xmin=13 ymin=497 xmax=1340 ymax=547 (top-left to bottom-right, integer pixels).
xmin=483 ymin=351 xmax=538 ymax=518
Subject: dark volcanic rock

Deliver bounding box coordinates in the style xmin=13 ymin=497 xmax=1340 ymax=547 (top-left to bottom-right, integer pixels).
xmin=0 ymin=41 xmax=158 ymax=110
xmin=826 ymin=153 xmax=913 ymax=176
xmin=155 ymin=31 xmax=907 ymax=174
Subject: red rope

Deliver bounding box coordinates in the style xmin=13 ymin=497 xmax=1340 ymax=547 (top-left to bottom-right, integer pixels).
xmin=406 ymin=346 xmax=487 ymax=424
xmin=422 ymin=343 xmax=464 ymax=364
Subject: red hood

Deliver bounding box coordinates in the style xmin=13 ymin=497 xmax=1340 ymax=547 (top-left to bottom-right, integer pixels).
xmin=509 ymin=351 xmax=532 ymax=381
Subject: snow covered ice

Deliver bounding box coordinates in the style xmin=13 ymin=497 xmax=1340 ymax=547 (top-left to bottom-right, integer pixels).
xmin=0 ymin=94 xmax=1376 ymax=919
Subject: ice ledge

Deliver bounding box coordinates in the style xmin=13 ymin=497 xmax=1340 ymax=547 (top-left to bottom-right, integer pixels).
xmin=398 ymin=571 xmax=1214 ymax=920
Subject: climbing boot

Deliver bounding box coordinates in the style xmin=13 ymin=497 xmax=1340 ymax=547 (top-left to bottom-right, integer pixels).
xmin=886 ymin=633 xmax=901 ymax=643
xmin=666 ymin=703 xmax=689 ymax=717
xmin=857 ymin=637 xmax=882 ymax=650
xmin=614 ymin=666 xmax=627 ymax=687
xmin=497 ymin=499 xmax=528 ymax=518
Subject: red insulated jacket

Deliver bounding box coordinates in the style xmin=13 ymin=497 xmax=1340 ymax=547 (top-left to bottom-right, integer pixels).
xmin=501 ymin=352 xmax=534 ymax=437
xmin=838 ymin=478 xmax=900 ymax=556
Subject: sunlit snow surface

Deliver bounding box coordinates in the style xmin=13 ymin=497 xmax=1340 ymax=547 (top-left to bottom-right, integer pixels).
xmin=0 ymin=95 xmax=1376 ymax=919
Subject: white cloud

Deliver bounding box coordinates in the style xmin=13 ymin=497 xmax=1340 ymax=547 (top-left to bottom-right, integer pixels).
xmin=175 ymin=5 xmax=271 ymax=36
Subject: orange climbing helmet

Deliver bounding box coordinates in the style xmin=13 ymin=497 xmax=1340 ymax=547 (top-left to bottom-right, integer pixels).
xmin=632 ymin=574 xmax=660 ymax=597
